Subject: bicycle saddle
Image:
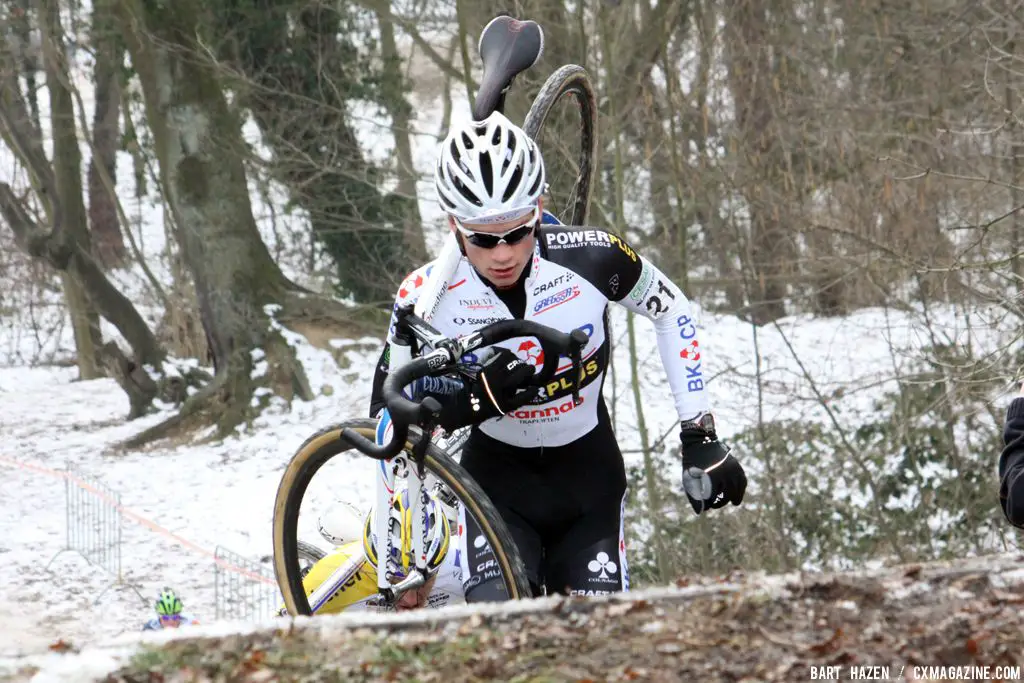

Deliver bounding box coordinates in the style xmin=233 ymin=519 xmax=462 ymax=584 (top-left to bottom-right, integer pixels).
xmin=471 ymin=15 xmax=544 ymax=121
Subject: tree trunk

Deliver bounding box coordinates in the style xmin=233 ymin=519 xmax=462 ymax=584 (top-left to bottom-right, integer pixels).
xmin=373 ymin=0 xmax=427 ymax=263
xmin=87 ymin=0 xmax=126 ymax=268
xmin=38 ymin=0 xmax=102 ymax=378
xmin=0 ymin=17 xmax=180 ymax=417
xmin=10 ymin=0 xmax=42 ymax=147
xmin=213 ymin=0 xmax=408 ymax=305
xmin=117 ymin=0 xmax=314 ymax=441
xmin=724 ymin=0 xmax=792 ymax=324
xmin=690 ymin=0 xmax=744 ymax=312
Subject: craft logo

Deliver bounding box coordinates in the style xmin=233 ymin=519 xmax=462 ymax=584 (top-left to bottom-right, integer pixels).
xmin=532 ymin=272 xmax=573 ymax=296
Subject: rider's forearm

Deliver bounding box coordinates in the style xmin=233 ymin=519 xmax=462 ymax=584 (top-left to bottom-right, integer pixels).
xmin=616 ymin=258 xmax=711 ymax=422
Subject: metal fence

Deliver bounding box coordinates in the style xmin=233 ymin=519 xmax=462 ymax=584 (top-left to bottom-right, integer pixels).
xmin=44 ymin=462 xmax=134 ymax=603
xmin=37 ymin=460 xmax=280 ymax=617
xmin=213 ymin=545 xmax=281 ymax=621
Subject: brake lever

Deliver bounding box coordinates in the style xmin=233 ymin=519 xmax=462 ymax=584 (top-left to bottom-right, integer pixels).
xmin=569 ymin=347 xmax=583 ymax=406
xmin=567 ymin=328 xmax=589 ymax=406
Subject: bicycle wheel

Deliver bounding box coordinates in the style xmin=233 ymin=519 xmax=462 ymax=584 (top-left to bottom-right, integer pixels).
xmin=273 ymin=419 xmax=532 ymax=615
xmin=296 ymin=540 xmax=326 ymax=578
xmin=523 ymin=64 xmax=598 ymax=227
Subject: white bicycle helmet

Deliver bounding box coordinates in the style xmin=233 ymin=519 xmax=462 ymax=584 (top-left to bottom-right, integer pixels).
xmin=362 ymin=482 xmax=451 ymax=579
xmin=317 ymin=501 xmax=363 ymax=546
xmin=434 ymin=111 xmax=546 ymax=224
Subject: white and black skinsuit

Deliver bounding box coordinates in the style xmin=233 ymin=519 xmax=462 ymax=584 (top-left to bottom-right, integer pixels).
xmin=370 ymin=220 xmax=711 ymax=598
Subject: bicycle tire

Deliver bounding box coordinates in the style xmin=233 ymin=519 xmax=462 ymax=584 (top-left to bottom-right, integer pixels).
xmin=272 ymin=419 xmax=532 ymax=615
xmin=296 ymin=540 xmax=326 ymax=578
xmin=523 ymin=64 xmax=598 ymax=227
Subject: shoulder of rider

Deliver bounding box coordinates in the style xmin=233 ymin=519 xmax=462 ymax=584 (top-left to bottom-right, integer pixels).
xmin=394 ymin=260 xmax=440 ymax=306
xmin=538 ymin=224 xmax=645 ymax=299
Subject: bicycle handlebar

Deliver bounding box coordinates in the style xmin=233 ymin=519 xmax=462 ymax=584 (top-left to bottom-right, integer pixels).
xmin=341 ymin=319 xmax=589 ymax=460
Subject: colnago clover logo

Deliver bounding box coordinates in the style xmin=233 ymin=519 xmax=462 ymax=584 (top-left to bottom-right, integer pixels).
xmin=587 ymin=551 xmax=618 ymax=581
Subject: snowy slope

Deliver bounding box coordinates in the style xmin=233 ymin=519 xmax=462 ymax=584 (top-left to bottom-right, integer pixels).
xmin=1 ymin=301 xmax=1015 ymax=657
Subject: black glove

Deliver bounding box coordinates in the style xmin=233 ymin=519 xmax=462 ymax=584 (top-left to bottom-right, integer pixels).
xmin=680 ymin=420 xmax=746 ymax=515
xmin=437 ymin=348 xmax=536 ymax=430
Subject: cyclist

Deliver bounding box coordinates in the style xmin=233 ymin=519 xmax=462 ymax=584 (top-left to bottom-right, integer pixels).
xmin=999 ymin=380 xmax=1024 ymax=528
xmin=369 ymin=111 xmax=747 ymax=600
xmin=142 ymin=588 xmax=200 ymax=630
xmin=295 ymin=482 xmax=464 ymax=613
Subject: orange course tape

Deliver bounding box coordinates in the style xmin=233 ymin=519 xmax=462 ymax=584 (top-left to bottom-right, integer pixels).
xmin=0 ymin=454 xmax=277 ymax=585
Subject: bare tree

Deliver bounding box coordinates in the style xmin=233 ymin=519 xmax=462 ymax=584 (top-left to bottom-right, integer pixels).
xmin=86 ymin=0 xmax=126 ymax=268
xmin=38 ymin=0 xmax=102 ymax=377
xmin=0 ymin=13 xmax=171 ymax=415
xmin=210 ymin=0 xmax=425 ymax=304
xmin=113 ymin=0 xmax=376 ymax=444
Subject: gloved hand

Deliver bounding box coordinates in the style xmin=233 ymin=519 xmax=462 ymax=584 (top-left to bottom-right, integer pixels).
xmin=408 ymin=375 xmax=465 ymax=400
xmin=438 ymin=348 xmax=536 ymax=430
xmin=680 ymin=420 xmax=746 ymax=515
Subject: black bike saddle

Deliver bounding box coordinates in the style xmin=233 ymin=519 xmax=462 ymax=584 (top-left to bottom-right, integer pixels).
xmin=472 ymin=15 xmax=544 ymax=121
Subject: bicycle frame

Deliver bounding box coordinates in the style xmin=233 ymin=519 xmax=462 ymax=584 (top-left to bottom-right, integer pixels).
xmin=371 ymin=232 xmax=463 ymax=601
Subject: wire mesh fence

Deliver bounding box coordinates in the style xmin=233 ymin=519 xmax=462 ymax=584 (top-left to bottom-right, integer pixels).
xmin=44 ymin=463 xmax=123 ymax=578
xmin=42 ymin=462 xmax=147 ymax=604
xmin=65 ymin=462 xmax=123 ymax=578
xmin=213 ymin=545 xmax=281 ymax=621
xmin=33 ymin=458 xmax=284 ymax=619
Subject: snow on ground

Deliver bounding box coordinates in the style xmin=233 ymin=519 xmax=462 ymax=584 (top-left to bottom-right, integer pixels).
xmin=0 ymin=301 xmax=1016 ymax=658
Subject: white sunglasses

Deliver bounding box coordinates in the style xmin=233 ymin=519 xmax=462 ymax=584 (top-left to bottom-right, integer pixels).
xmin=454 ymin=207 xmax=540 ymax=249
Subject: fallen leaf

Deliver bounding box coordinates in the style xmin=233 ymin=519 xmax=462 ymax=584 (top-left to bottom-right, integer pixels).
xmin=48 ymin=639 xmax=74 ymax=653
xmin=809 ymin=628 xmax=843 ymax=654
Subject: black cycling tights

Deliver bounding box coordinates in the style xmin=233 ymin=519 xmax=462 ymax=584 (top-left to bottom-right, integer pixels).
xmin=456 ymin=402 xmax=630 ymax=599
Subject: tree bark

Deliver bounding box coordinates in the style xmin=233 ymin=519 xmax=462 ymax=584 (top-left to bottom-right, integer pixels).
xmin=724 ymin=0 xmax=792 ymax=324
xmin=38 ymin=0 xmax=103 ymax=377
xmin=9 ymin=0 xmax=43 ymax=149
xmin=372 ymin=0 xmax=427 ymax=263
xmin=87 ymin=0 xmax=127 ymax=268
xmin=116 ymin=0 xmax=314 ymax=441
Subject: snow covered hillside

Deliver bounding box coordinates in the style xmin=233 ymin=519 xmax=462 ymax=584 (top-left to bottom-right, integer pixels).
xmin=2 ymin=301 xmax=1016 ymax=657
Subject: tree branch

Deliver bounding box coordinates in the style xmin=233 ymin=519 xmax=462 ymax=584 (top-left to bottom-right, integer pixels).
xmin=351 ymin=0 xmax=477 ymax=94
xmin=0 ymin=48 xmax=62 ymax=235
xmin=0 ymin=181 xmax=52 ymax=258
